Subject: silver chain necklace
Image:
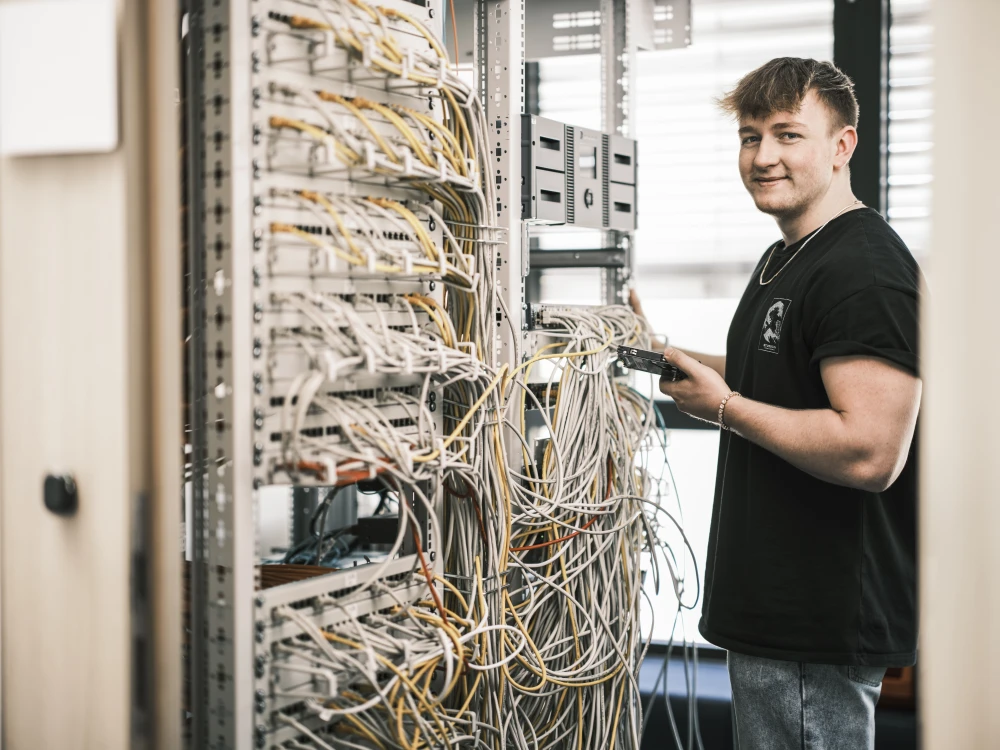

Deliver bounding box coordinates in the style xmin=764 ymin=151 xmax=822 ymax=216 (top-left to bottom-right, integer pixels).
xmin=759 ymin=200 xmax=864 ymax=286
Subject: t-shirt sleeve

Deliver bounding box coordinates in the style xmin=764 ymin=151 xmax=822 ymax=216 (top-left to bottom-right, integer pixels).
xmin=809 ymin=285 xmax=920 ymax=376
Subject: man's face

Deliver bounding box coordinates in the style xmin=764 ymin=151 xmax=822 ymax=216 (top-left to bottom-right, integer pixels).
xmin=737 ymin=90 xmax=849 ymax=219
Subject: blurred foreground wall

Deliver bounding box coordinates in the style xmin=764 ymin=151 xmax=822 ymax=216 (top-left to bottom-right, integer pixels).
xmin=920 ymin=0 xmax=1000 ymax=747
xmin=0 ymin=0 xmax=180 ymax=747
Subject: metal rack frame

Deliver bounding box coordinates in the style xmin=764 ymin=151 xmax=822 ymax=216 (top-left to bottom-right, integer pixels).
xmin=522 ymin=0 xmax=649 ymax=311
xmin=479 ymin=0 xmax=526 ymax=364
xmin=189 ymin=1 xmax=258 ymax=746
xmin=600 ymin=0 xmax=635 ymax=308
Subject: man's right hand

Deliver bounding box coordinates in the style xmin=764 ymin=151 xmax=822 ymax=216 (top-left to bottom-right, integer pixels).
xmin=628 ymin=288 xmax=646 ymax=320
xmin=628 ymin=289 xmax=667 ymax=349
xmin=628 ymin=288 xmax=728 ymax=379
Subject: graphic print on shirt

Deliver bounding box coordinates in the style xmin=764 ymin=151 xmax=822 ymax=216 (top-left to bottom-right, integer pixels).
xmin=758 ymin=298 xmax=792 ymax=354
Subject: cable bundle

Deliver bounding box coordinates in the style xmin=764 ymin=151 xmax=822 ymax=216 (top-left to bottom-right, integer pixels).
xmin=251 ymin=2 xmax=699 ymax=747
xmin=267 ymin=301 xmax=699 ymax=749
xmin=437 ymin=305 xmax=692 ymax=750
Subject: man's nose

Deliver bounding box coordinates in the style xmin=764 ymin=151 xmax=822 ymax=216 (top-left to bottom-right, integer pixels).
xmin=753 ymin=136 xmax=781 ymax=170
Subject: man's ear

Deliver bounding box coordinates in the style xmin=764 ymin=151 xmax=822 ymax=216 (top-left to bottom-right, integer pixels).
xmin=834 ymin=125 xmax=858 ymax=169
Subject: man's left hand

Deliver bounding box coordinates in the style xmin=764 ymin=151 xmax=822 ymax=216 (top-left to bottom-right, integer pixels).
xmin=659 ymin=348 xmax=733 ymax=424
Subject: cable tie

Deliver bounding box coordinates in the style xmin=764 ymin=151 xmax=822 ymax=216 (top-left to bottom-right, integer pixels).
xmin=366 ymin=249 xmax=377 ymax=274
xmin=322 ymin=351 xmax=338 ymax=379
xmin=404 ymin=299 xmax=420 ymax=333
xmin=402 ymin=252 xmax=413 ymax=275
xmin=402 ymin=149 xmax=414 ymax=177
xmin=381 ymin=153 xmax=402 ymax=177
xmin=305 ymin=698 xmax=331 ymax=722
xmin=322 ymin=242 xmax=340 ymax=270
xmin=363 ymin=345 xmax=377 ymax=374
xmin=323 ymin=457 xmax=337 ymax=485
xmin=364 ymin=141 xmax=376 ymax=171
xmin=400 ymin=50 xmax=410 ymax=80
xmin=458 ymin=342 xmax=479 ymax=379
xmin=437 ymin=247 xmax=447 ymax=276
xmin=403 ymin=348 xmax=413 ymax=375
xmin=438 ymin=156 xmax=448 ymax=184
xmin=362 ymin=37 xmax=375 ymax=68
xmin=322 ymin=135 xmax=337 ymax=165
xmin=319 ymin=669 xmax=338 ymax=697
xmin=324 ymin=30 xmax=336 ymax=59
xmin=435 ymin=339 xmax=447 ymax=371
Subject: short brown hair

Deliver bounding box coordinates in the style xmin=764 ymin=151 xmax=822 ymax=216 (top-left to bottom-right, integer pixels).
xmin=718 ymin=57 xmax=859 ymax=131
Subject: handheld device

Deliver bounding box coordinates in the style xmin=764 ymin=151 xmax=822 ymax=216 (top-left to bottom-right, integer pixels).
xmin=616 ymin=346 xmax=688 ymax=382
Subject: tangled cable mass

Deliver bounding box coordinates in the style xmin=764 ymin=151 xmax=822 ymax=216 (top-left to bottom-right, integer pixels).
xmin=247 ymin=1 xmax=700 ymax=747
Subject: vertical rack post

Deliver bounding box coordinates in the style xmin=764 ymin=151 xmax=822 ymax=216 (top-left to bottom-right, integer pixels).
xmin=481 ymin=0 xmax=525 ymax=361
xmin=601 ymin=0 xmax=634 ymax=307
xmin=188 ymin=1 xmax=453 ymax=746
xmin=184 ymin=1 xmax=209 ymax=745
xmin=480 ymin=0 xmax=525 ymax=472
xmin=190 ymin=0 xmax=257 ymax=746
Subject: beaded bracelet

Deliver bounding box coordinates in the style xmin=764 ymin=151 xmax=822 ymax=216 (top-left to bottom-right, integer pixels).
xmin=718 ymin=391 xmax=741 ymax=431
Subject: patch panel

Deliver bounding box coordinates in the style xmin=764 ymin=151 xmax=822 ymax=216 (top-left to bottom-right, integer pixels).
xmin=190 ymin=0 xmax=471 ymax=746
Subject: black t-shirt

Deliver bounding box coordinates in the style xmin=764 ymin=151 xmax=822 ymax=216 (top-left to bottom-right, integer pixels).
xmin=698 ymin=207 xmax=921 ymax=667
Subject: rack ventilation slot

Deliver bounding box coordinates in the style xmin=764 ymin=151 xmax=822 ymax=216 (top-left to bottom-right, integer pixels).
xmin=565 ymin=124 xmax=575 ymax=224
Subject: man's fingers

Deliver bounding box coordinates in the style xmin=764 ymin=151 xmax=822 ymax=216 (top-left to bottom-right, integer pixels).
xmin=663 ymin=347 xmax=697 ymax=374
xmin=658 ymin=377 xmax=676 ymax=397
xmin=628 ymin=288 xmax=643 ymax=316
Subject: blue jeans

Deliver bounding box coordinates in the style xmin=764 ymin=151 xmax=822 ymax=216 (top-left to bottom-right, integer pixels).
xmin=728 ymin=651 xmax=886 ymax=750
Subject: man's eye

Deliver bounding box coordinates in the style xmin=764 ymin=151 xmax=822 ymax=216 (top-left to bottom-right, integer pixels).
xmin=741 ymin=136 xmax=759 ymax=146
xmin=780 ymin=133 xmax=801 ymax=140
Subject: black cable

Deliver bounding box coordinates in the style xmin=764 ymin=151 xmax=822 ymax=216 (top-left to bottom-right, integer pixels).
xmin=282 ymin=527 xmax=355 ymax=566
xmin=281 ymin=487 xmax=340 ymax=564
xmin=372 ymin=490 xmax=389 ymax=517
xmin=321 ymin=532 xmax=361 ymax=566
xmin=313 ymin=487 xmax=343 ymax=565
xmin=683 ymin=633 xmax=693 ymax=749
xmin=641 ymin=604 xmax=685 ymax=750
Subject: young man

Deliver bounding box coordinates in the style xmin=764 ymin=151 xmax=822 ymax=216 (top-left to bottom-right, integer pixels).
xmin=632 ymin=58 xmax=921 ymax=748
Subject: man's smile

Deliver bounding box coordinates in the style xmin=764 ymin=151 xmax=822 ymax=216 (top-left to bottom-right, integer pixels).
xmin=753 ymin=176 xmax=789 ymax=187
